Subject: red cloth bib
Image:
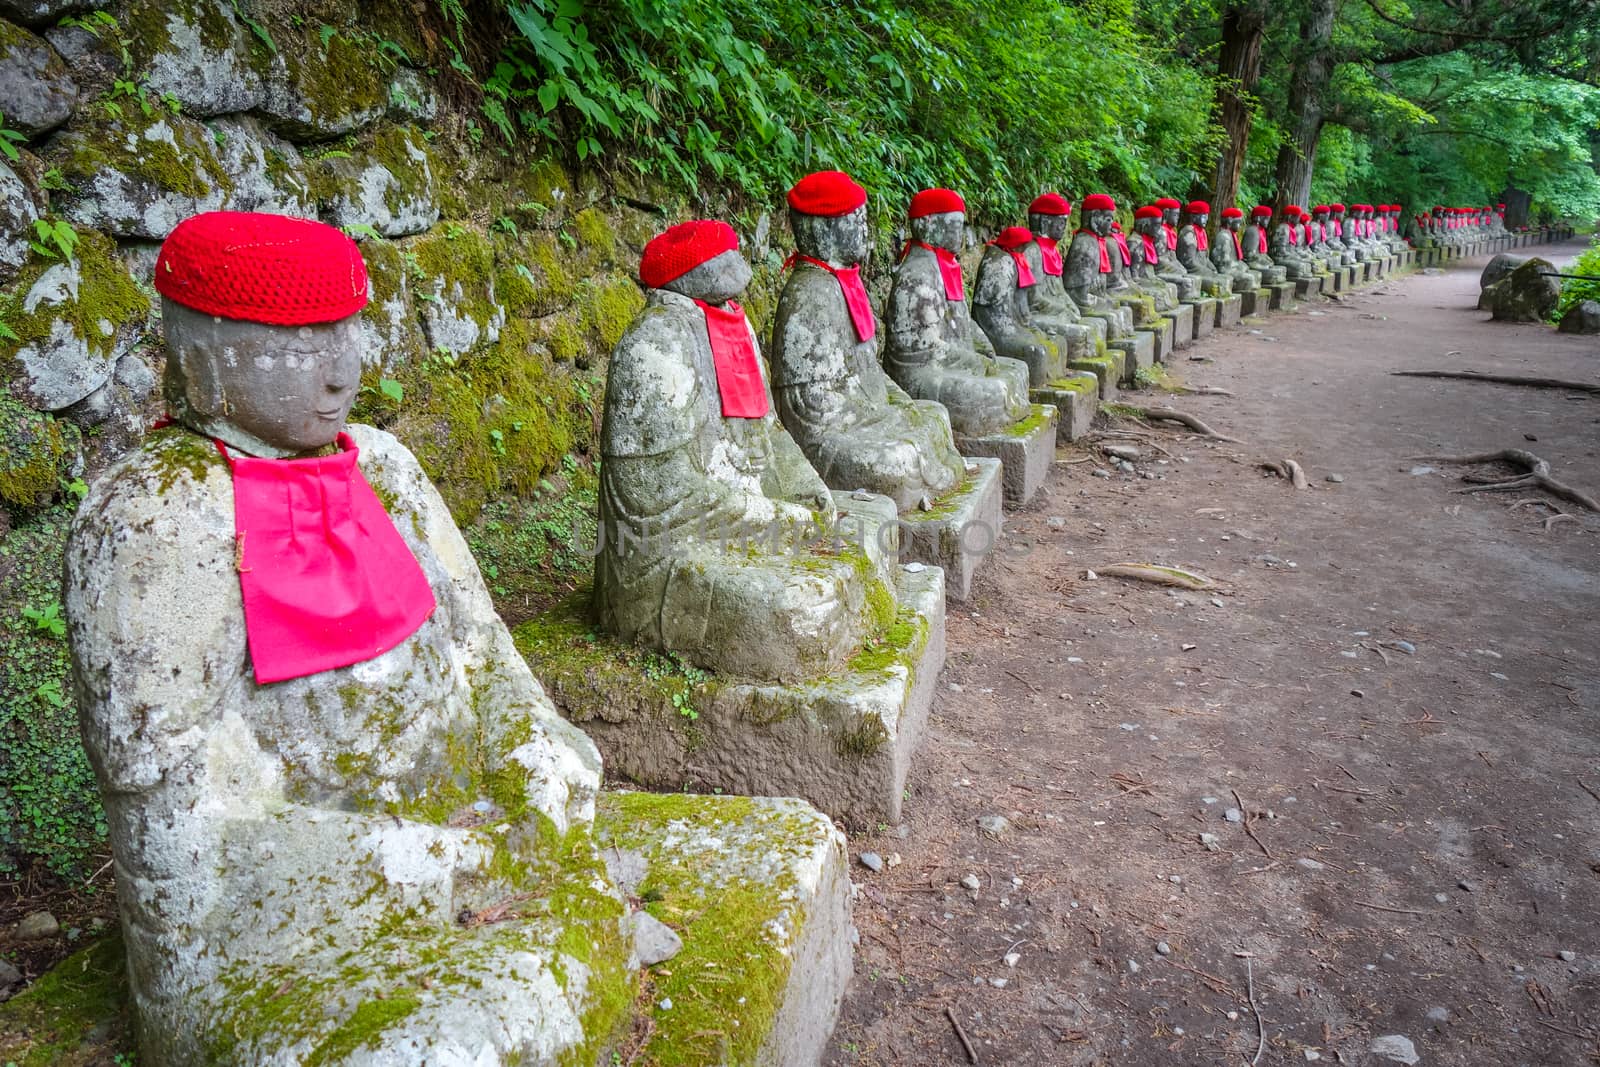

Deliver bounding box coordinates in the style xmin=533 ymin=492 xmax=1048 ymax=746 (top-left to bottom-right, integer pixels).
xmin=990 ymin=244 xmax=1035 ymax=287
xmin=695 ymin=299 xmax=769 ymax=419
xmin=786 ymin=253 xmax=875 ymax=342
xmin=1256 ymin=228 xmax=1268 ymax=254
xmin=1162 ymin=223 xmax=1178 ymax=251
xmin=1231 ymin=231 xmax=1243 ymax=259
xmin=1077 ymin=229 xmax=1111 ymax=273
xmin=903 ymin=241 xmax=966 ymax=301
xmin=1287 ymin=226 xmax=1299 ymax=246
xmin=1140 ymin=233 xmax=1159 ymax=264
xmin=1036 ymin=236 xmax=1063 ymax=276
xmin=218 ymin=433 xmax=436 ymax=686
xmin=1112 ymin=231 xmax=1132 ymax=267
xmin=1193 ymin=227 xmax=1210 ymax=253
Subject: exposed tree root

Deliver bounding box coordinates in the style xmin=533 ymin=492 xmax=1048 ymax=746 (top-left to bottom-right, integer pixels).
xmin=1410 ymin=449 xmax=1600 ymax=512
xmin=1259 ymin=459 xmax=1310 ymax=489
xmin=1178 ymin=385 xmax=1235 ymax=397
xmin=1095 ymin=563 xmax=1216 ymax=589
xmin=1119 ymin=406 xmax=1243 ymax=442
xmin=1392 ymin=370 xmax=1600 ymax=395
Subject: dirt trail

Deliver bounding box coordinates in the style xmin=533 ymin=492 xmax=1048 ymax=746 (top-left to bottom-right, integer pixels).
xmin=827 ymin=242 xmax=1600 ymax=1066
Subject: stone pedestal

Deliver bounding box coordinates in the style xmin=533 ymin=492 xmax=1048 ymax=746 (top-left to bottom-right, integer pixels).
xmin=597 ymin=791 xmax=854 ymax=1067
xmin=1188 ymin=298 xmax=1217 ymax=340
xmin=1068 ymin=351 xmax=1121 ymax=398
xmin=522 ymin=562 xmax=947 ymax=827
xmin=901 ymin=458 xmax=1003 ymax=601
xmin=1110 ymin=332 xmax=1154 ymax=385
xmin=1238 ymin=288 xmax=1270 ymax=317
xmin=956 ymin=403 xmax=1058 ymax=507
xmin=1032 ymin=374 xmax=1099 ymax=442
xmin=1162 ymin=303 xmax=1195 ymax=350
xmin=1214 ymin=293 xmax=1243 ymax=329
xmin=1141 ymin=316 xmax=1174 ymax=362
xmin=1267 ymin=282 xmax=1294 ymax=310
xmin=1294 ymin=276 xmax=1322 ymax=299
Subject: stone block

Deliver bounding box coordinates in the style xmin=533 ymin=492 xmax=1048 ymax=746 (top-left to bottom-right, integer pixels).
xmin=1111 ymin=332 xmax=1154 ymax=386
xmin=597 ymin=792 xmax=854 ymax=1067
xmin=523 ymin=563 xmax=947 ymax=827
xmin=1188 ymin=299 xmax=1217 ymax=339
xmin=900 ymin=458 xmax=1003 ymax=601
xmin=1032 ymin=374 xmax=1099 ymax=443
xmin=1267 ymin=282 xmax=1293 ymax=310
xmin=1294 ymin=276 xmax=1322 ymax=299
xmin=1142 ymin=316 xmax=1175 ymax=362
xmin=1067 ymin=353 xmax=1121 ymax=398
xmin=1214 ymin=293 xmax=1243 ymax=329
xmin=1162 ymin=303 xmax=1194 ymax=349
xmin=956 ymin=404 xmax=1058 ymax=508
xmin=1238 ymin=288 xmax=1269 ymax=317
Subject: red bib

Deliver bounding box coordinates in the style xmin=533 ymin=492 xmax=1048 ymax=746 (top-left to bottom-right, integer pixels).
xmin=990 ymin=244 xmax=1035 ymax=287
xmin=1162 ymin=223 xmax=1178 ymax=251
xmin=1112 ymin=231 xmax=1132 ymax=267
xmin=1193 ymin=227 xmax=1210 ymax=253
xmin=1036 ymin=235 xmax=1063 ymax=276
xmin=1231 ymin=231 xmax=1243 ymax=259
xmin=1140 ymin=233 xmax=1159 ymax=265
xmin=1287 ymin=226 xmax=1299 ymax=246
xmin=786 ymin=254 xmax=875 ymax=342
xmin=696 ymin=299 xmax=769 ymax=419
xmin=1256 ymin=228 xmax=1268 ymax=254
xmin=1077 ymin=229 xmax=1111 ymax=273
xmin=903 ymin=241 xmax=965 ymax=302
xmin=219 ymin=433 xmax=437 ymax=686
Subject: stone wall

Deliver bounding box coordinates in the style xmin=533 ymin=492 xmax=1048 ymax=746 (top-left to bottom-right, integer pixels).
xmin=0 ymin=0 xmax=779 ymax=877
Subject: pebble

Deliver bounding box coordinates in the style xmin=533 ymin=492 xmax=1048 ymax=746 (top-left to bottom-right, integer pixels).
xmin=1297 ymin=858 xmax=1326 ymax=870
xmin=1456 ymin=879 xmax=1474 ymax=892
xmin=659 ymin=997 xmax=674 ymax=1011
xmin=633 ymin=912 xmax=684 ymax=966
xmin=1325 ymin=473 xmax=1345 ymax=483
xmin=1168 ymin=875 xmax=1183 ymax=884
xmin=1091 ymin=468 xmax=1111 ymax=478
xmin=1127 ymin=959 xmax=1141 ymax=974
xmin=1434 ymin=893 xmax=1449 ymax=904
xmin=0 ymin=958 xmax=20 ymax=998
xmin=1390 ymin=640 xmax=1417 ymax=655
xmin=977 ymin=815 xmax=1011 ymax=839
xmin=887 ymin=853 xmax=902 ymax=868
xmin=1490 ymin=672 xmax=1509 ymax=681
xmin=14 ymin=912 xmax=59 ymax=940
xmin=1408 ymin=465 xmax=1436 ymax=476
xmin=1199 ymin=832 xmax=1221 ymax=852
xmin=1156 ymin=941 xmax=1171 ymax=956
xmin=1210 ymin=598 xmax=1224 ymax=608
xmin=1559 ymin=950 xmax=1577 ymax=962
xmin=990 ymin=977 xmax=1008 ymax=988
xmin=961 ymin=874 xmax=981 ymax=891
xmin=858 ymin=852 xmax=884 ymax=873
xmin=1304 ymin=1051 xmax=1322 ymax=1062
xmin=1368 ymin=1034 xmax=1420 ymax=1064
xmin=896 ymin=823 xmax=911 ymax=839
xmin=1224 ymin=807 xmax=1243 ymax=823
xmin=1119 ymin=722 xmax=1139 ymax=731
xmin=1004 ymin=952 xmax=1021 ymax=968
xmin=1047 ymin=516 xmax=1066 ymax=529
xmin=904 ymin=562 xmax=925 ymax=573
xmin=1226 ymin=1010 xmax=1239 ymax=1021
xmin=1102 ymin=444 xmax=1141 ymax=461
xmin=1425 ymin=1006 xmax=1450 ymax=1024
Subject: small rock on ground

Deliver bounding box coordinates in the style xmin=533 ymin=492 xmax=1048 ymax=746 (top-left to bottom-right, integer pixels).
xmin=0 ymin=958 xmax=21 ymax=1000
xmin=857 ymin=851 xmax=884 ymax=873
xmin=977 ymin=814 xmax=1011 ymax=839
xmin=14 ymin=911 xmax=59 ymax=940
xmin=961 ymin=874 xmax=981 ymax=891
xmin=1368 ymin=1034 xmax=1420 ymax=1064
xmin=633 ymin=911 xmax=684 ymax=966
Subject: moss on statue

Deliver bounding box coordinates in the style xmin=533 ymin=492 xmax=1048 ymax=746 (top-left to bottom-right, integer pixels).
xmin=0 ymin=397 xmax=81 ymax=507
xmin=0 ymin=934 xmax=132 ymax=1066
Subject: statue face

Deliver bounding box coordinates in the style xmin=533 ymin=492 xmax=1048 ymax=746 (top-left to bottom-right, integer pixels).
xmin=1134 ymin=216 xmax=1159 ymax=237
xmin=1223 ymin=215 xmax=1242 ymax=231
xmin=163 ymin=298 xmax=363 ymax=457
xmin=792 ymin=204 xmax=870 ymax=266
xmin=1029 ymin=213 xmax=1068 ymax=241
xmin=1188 ymin=213 xmax=1209 ymax=229
xmin=1161 ymin=208 xmax=1179 ymax=227
xmin=1089 ymin=210 xmax=1113 ymax=237
xmin=910 ymin=211 xmax=964 ymax=252
xmin=663 ymin=248 xmax=752 ymax=305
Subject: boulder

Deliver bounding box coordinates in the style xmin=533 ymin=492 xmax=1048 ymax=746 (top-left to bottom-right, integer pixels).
xmin=1484 ymin=257 xmax=1560 ymax=323
xmin=0 ymin=0 xmax=102 ymax=28
xmin=204 ymin=115 xmax=312 ymax=216
xmin=0 ymin=160 xmax=40 ymax=283
xmin=0 ymin=19 xmax=77 ymax=137
xmin=311 ymin=125 xmax=440 ymax=237
xmin=138 ymin=0 xmax=266 ymax=117
xmin=1557 ymin=299 xmax=1600 ymax=335
xmin=1477 ymin=252 xmax=1527 ymax=307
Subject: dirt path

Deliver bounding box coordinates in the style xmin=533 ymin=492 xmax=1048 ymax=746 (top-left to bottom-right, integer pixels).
xmin=826 ymin=242 xmax=1600 ymax=1066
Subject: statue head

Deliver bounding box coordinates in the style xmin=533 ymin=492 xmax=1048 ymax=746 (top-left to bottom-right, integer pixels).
xmin=908 ymin=187 xmax=967 ymax=251
xmin=1082 ymin=194 xmax=1116 ymax=237
xmin=1133 ymin=206 xmax=1162 ymax=237
xmin=641 ymin=219 xmax=752 ymax=304
xmin=1157 ymin=198 xmax=1181 ymax=227
xmin=1027 ymin=192 xmax=1071 ymax=241
xmin=1183 ymin=200 xmax=1210 ymax=230
xmin=1252 ymin=205 xmax=1275 ymax=228
xmin=1330 ymin=203 xmax=1346 ymax=220
xmin=787 ymin=170 xmax=870 ymax=266
xmin=1220 ymin=207 xmax=1244 ymax=232
xmin=154 ymin=212 xmax=369 ymax=459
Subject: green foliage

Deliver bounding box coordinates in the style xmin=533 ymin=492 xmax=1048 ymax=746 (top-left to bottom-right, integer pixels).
xmin=0 ymin=115 xmax=22 ymax=164
xmin=28 ymin=219 xmax=79 ymax=261
xmin=1556 ymin=236 xmax=1600 ymax=317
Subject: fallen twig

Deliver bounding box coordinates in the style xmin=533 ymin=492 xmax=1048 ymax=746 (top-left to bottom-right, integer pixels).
xmin=1120 ymin=405 xmax=1244 ymax=442
xmin=1577 ymin=778 xmax=1600 ymax=805
xmin=1352 ymin=899 xmax=1430 ymax=916
xmin=1232 ymin=788 xmax=1273 ymax=859
xmin=1242 ymin=955 xmax=1266 ymax=1066
xmin=1410 ymin=449 xmax=1600 ymax=512
xmin=1391 ymin=370 xmax=1600 ymax=395
xmin=946 ymin=1005 xmax=981 ymax=1065
xmin=1283 ymin=459 xmax=1309 ymax=489
xmin=1178 ymin=384 xmax=1235 ymax=397
xmin=1095 ymin=563 xmax=1215 ymax=590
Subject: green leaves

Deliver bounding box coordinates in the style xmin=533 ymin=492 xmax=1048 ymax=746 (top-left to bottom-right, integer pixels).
xmin=21 ymin=602 xmax=65 ymax=639
xmin=29 ymin=218 xmax=79 ymax=261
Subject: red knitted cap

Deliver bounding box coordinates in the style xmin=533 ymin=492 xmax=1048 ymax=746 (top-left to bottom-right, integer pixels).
xmin=154 ymin=211 xmax=368 ymax=327
xmin=1497 ymin=203 xmax=1506 ymax=209
xmin=788 ymin=170 xmax=867 ymax=217
xmin=908 ymin=188 xmax=966 ymax=219
xmin=1221 ymin=207 xmax=1244 ymax=219
xmin=1134 ymin=205 xmax=1162 ymax=220
xmin=1028 ymin=192 xmax=1071 ymax=216
xmin=993 ymin=226 xmax=1033 ymax=250
xmin=1312 ymin=205 xmax=1329 ymax=215
xmin=1155 ymin=198 xmax=1181 ymax=210
xmin=1186 ymin=200 xmax=1211 ymax=215
xmin=1329 ymin=202 xmax=1346 ymax=212
xmin=1251 ymin=205 xmax=1273 ymax=217
xmin=1082 ymin=193 xmax=1116 ymax=212
xmin=640 ymin=220 xmax=740 ymax=289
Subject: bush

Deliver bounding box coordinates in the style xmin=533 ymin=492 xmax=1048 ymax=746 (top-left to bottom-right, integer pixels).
xmin=1554 ymin=236 xmax=1600 ymax=319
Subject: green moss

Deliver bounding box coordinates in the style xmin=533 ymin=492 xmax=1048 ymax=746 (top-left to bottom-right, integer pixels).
xmin=915 ymin=464 xmax=982 ymax=520
xmin=524 ymin=158 xmax=575 ymax=219
xmin=1044 ymin=376 xmax=1098 ymax=396
xmin=53 ymin=108 xmax=229 ymax=202
xmin=573 ymin=207 xmax=617 ymax=264
xmin=1001 ymin=403 xmax=1052 ymax=440
xmin=1 ymin=230 xmax=149 ymax=366
xmin=580 ymin=275 xmax=645 ymax=353
xmin=368 ymin=125 xmax=436 ymax=214
xmin=305 ymin=994 xmax=422 ymax=1066
xmin=272 ymin=22 xmax=388 ymax=132
xmin=520 ymin=232 xmax=580 ymax=315
xmin=0 ymin=396 xmax=80 ymax=507
xmin=143 ymin=426 xmax=227 ymax=493
xmin=0 ymin=934 xmax=131 ymax=1067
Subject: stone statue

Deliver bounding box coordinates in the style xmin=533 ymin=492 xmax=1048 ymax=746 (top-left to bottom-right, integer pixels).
xmin=972 ymin=224 xmax=1060 ymax=386
xmin=1176 ymin=200 xmax=1230 ymax=294
xmin=1269 ymin=206 xmax=1316 ymax=280
xmin=1242 ymin=205 xmax=1289 ymax=284
xmin=65 ymin=212 xmax=618 ymax=1065
xmin=1328 ymin=203 xmax=1363 ymax=262
xmin=769 ymin=170 xmax=964 ymax=512
xmin=1210 ymin=207 xmax=1265 ymax=290
xmin=599 ymin=218 xmax=889 ymax=684
xmin=1018 ymin=192 xmax=1101 ymax=358
xmin=1062 ymin=193 xmax=1136 ymax=335
xmin=1152 ymin=196 xmax=1203 ymax=300
xmin=884 ymin=187 xmax=1031 ymax=435
xmin=1128 ymin=207 xmax=1181 ymax=309
xmin=1309 ymin=205 xmax=1345 ymax=270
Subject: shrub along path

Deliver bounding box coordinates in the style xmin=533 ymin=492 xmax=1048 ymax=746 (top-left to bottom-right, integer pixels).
xmin=827 ymin=240 xmax=1600 ymax=1066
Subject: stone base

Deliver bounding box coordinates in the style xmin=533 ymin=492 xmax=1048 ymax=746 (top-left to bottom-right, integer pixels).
xmin=1327 ymin=269 xmax=1344 ymax=292
xmin=901 ymin=457 xmax=1003 ymax=601
xmin=1267 ymin=282 xmax=1293 ymax=310
xmin=1216 ymin=289 xmax=1241 ymax=327
xmin=1187 ymin=299 xmax=1216 ymax=340
xmin=1032 ymin=374 xmax=1099 ymax=443
xmin=1142 ymin=316 xmax=1175 ymax=362
xmin=1238 ymin=288 xmax=1266 ymax=317
xmin=1294 ymin=276 xmax=1322 ymax=298
xmin=1162 ymin=302 xmax=1195 ymax=350
xmin=1345 ymin=266 xmax=1359 ymax=288
xmin=597 ymin=792 xmax=854 ymax=1067
xmin=1110 ymin=332 xmax=1154 ymax=386
xmin=1067 ymin=352 xmax=1121 ymax=398
xmin=956 ymin=403 xmax=1058 ymax=508
xmin=520 ymin=564 xmax=947 ymax=827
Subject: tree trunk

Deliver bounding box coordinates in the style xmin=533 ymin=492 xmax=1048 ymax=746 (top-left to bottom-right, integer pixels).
xmin=1272 ymin=0 xmax=1334 ymax=210
xmin=1501 ymin=185 xmax=1531 ymax=229
xmin=1211 ymin=1 xmax=1268 ymax=213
